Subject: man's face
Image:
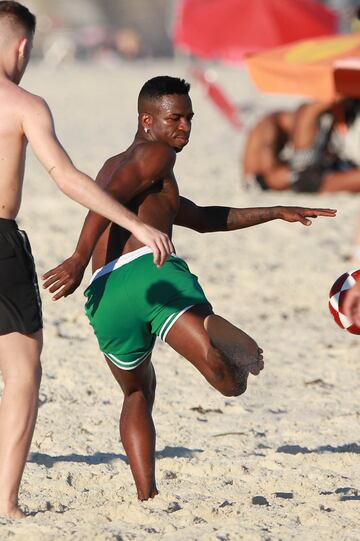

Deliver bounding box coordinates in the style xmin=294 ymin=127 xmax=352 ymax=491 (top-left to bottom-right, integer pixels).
xmin=149 ymin=94 xmax=193 ymax=152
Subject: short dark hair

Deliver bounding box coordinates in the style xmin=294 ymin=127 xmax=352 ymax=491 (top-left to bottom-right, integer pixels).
xmin=0 ymin=1 xmax=36 ymax=35
xmin=139 ymin=76 xmax=190 ymax=103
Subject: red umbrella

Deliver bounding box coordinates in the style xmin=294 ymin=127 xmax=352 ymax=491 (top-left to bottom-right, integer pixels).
xmin=173 ymin=0 xmax=337 ymax=63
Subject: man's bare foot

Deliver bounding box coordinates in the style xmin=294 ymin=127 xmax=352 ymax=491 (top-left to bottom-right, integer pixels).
xmin=0 ymin=500 xmax=26 ymax=519
xmin=138 ymin=487 xmax=159 ymax=501
xmin=204 ymin=314 xmax=264 ymax=375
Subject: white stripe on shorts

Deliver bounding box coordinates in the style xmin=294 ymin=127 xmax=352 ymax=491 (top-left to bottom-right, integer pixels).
xmin=106 ymin=349 xmax=152 ymax=371
xmin=89 ymin=246 xmax=178 ymax=285
xmin=159 ymin=305 xmax=194 ymax=342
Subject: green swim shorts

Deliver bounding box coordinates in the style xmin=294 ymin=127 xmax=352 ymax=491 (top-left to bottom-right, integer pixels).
xmin=84 ymin=246 xmax=211 ymax=371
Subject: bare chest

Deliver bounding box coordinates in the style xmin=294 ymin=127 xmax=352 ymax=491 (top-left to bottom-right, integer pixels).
xmin=133 ymin=178 xmax=179 ymax=221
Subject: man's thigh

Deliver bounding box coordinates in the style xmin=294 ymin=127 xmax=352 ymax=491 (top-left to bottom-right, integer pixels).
xmin=164 ymin=304 xmax=217 ymax=378
xmin=0 ymin=330 xmax=43 ymax=379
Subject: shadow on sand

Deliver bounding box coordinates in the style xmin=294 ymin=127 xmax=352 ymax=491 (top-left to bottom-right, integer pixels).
xmin=277 ymin=442 xmax=360 ymax=455
xmin=29 ymin=445 xmax=203 ymax=468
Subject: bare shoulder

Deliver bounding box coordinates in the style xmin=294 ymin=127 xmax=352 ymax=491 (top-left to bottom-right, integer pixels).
xmin=1 ymin=81 xmax=46 ymax=109
xmin=133 ymin=142 xmax=176 ymax=175
xmin=11 ymin=87 xmax=52 ymax=132
xmin=95 ymin=153 xmax=123 ymax=186
xmin=0 ymin=83 xmax=51 ymax=141
xmin=244 ymin=113 xmax=283 ymax=174
xmin=100 ymin=143 xmax=175 ymax=171
xmin=255 ymin=112 xmax=281 ymax=133
xmin=247 ymin=112 xmax=282 ymax=147
xmin=95 ymin=142 xmax=176 ymax=190
xmin=19 ymin=90 xmax=50 ymax=116
xmin=133 ymin=141 xmax=176 ymax=164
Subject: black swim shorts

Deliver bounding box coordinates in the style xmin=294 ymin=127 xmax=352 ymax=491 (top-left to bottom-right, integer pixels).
xmin=0 ymin=218 xmax=42 ymax=335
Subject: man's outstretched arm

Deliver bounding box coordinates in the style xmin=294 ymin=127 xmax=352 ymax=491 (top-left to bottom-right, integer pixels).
xmin=175 ymin=197 xmax=337 ymax=232
xmin=22 ymin=94 xmax=173 ymax=266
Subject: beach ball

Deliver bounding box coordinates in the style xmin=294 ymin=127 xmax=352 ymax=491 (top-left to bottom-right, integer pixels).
xmin=328 ymin=269 xmax=360 ymax=334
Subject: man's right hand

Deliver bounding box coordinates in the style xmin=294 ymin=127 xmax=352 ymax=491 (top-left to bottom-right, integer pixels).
xmin=42 ymin=253 xmax=87 ymax=300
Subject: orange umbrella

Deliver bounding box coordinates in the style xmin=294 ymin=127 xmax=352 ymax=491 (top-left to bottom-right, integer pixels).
xmin=245 ymin=33 xmax=360 ymax=101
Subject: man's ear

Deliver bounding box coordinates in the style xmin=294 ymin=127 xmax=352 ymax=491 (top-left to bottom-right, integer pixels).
xmin=141 ymin=112 xmax=153 ymax=132
xmin=18 ymin=37 xmax=28 ymax=59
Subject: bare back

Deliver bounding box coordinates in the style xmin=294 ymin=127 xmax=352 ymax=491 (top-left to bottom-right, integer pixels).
xmin=243 ymin=112 xmax=295 ymax=176
xmin=0 ymin=80 xmax=29 ymax=218
xmin=92 ymin=142 xmax=179 ymax=271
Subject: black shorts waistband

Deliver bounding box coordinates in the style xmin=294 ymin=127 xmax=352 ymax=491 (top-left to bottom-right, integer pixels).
xmin=0 ymin=218 xmax=18 ymax=233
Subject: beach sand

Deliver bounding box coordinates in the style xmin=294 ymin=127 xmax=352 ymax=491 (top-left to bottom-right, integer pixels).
xmin=1 ymin=60 xmax=359 ymax=540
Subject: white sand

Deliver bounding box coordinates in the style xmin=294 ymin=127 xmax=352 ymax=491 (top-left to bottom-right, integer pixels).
xmin=1 ymin=60 xmax=359 ymax=540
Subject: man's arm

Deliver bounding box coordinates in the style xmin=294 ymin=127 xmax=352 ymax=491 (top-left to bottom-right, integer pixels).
xmin=291 ymin=100 xmax=333 ymax=149
xmin=21 ymin=94 xmax=173 ymax=266
xmin=43 ymin=142 xmax=176 ymax=299
xmin=175 ymin=197 xmax=337 ymax=233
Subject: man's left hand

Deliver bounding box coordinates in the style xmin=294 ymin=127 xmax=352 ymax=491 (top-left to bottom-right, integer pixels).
xmin=276 ymin=206 xmax=337 ymax=226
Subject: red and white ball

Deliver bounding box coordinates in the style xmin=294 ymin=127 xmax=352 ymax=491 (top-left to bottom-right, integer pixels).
xmin=329 ymin=269 xmax=360 ymax=334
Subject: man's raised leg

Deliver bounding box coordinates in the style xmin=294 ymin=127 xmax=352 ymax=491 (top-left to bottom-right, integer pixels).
xmin=0 ymin=330 xmax=42 ymax=518
xmin=166 ymin=305 xmax=263 ymax=396
xmin=106 ymin=355 xmax=158 ymax=501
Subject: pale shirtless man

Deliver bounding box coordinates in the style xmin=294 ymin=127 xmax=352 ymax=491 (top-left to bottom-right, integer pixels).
xmin=44 ymin=76 xmax=336 ymax=502
xmin=0 ymin=2 xmax=173 ymax=518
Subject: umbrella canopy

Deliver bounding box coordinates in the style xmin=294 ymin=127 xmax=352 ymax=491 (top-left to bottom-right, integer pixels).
xmin=245 ymin=33 xmax=360 ymax=101
xmin=173 ymin=0 xmax=337 ymax=62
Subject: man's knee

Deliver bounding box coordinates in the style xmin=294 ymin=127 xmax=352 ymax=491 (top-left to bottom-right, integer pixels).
xmin=5 ymin=359 xmax=42 ymax=390
xmin=123 ymin=376 xmax=156 ymax=405
xmin=21 ymin=362 xmax=42 ymax=391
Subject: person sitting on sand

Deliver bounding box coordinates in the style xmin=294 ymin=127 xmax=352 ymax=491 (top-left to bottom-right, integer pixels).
xmin=43 ymin=76 xmax=336 ymax=501
xmin=0 ymin=1 xmax=173 ymax=519
xmin=243 ymin=98 xmax=360 ymax=193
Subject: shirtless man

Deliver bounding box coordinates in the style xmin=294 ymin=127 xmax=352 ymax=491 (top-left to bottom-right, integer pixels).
xmin=0 ymin=2 xmax=173 ymax=518
xmin=44 ymin=76 xmax=336 ymax=502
